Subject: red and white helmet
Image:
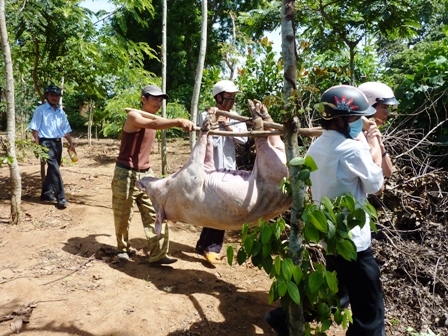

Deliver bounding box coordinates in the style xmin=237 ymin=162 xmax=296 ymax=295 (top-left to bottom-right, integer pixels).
xmin=319 ymin=85 xmax=376 ymax=120
xmin=358 ymin=82 xmax=399 ymax=106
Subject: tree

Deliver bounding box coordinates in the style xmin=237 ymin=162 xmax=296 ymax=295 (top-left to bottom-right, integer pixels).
xmin=109 ymin=0 xmax=269 ymax=108
xmin=161 ymin=0 xmax=168 ymax=174
xmin=10 ymin=0 xmax=99 ymax=99
xmin=0 ymin=0 xmax=21 ymax=224
xmin=280 ymin=1 xmax=308 ymax=333
xmin=189 ymin=0 xmax=208 ymax=148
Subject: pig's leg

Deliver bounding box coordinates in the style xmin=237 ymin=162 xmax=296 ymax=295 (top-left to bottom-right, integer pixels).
xmin=187 ymin=115 xmax=215 ymax=173
xmin=248 ymin=100 xmax=287 ymax=181
xmin=247 ymin=99 xmax=284 ymax=153
xmin=200 ymin=115 xmax=216 ymax=172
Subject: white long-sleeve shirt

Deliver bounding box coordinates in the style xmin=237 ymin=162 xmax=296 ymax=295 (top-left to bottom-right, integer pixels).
xmin=306 ymin=130 xmax=383 ymax=252
xmin=199 ymin=110 xmax=247 ymax=169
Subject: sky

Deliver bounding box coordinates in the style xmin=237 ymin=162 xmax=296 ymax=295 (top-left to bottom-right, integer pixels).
xmin=81 ymin=0 xmax=115 ymax=12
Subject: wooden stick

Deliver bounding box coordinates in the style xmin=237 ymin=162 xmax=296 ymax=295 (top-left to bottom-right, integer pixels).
xmin=125 ymin=107 xmax=282 ymax=131
xmin=124 ymin=108 xmax=323 ymax=137
xmin=212 ymin=109 xmax=284 ymax=131
xmin=209 ymin=130 xmax=284 ymax=136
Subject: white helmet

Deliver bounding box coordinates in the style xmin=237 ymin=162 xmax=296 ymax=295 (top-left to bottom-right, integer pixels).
xmin=358 ymin=82 xmax=399 ymax=106
xmin=212 ymin=80 xmax=241 ymax=97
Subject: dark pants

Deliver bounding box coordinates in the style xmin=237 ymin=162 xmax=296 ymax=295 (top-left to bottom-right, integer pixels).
xmin=325 ymin=254 xmax=350 ymax=309
xmin=330 ymin=248 xmax=385 ymax=336
xmin=195 ymin=228 xmax=225 ymax=254
xmin=266 ymin=248 xmax=384 ymax=336
xmin=40 ymin=139 xmax=65 ymax=200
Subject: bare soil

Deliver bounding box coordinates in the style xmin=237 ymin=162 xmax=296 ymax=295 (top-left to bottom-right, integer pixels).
xmin=1 ymin=137 xmax=447 ymax=336
xmin=0 ymin=138 xmax=346 ymax=336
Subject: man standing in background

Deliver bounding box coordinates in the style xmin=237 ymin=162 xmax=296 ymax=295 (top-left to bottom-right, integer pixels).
xmin=29 ymin=84 xmax=75 ymax=209
xmin=195 ymin=80 xmax=248 ymax=264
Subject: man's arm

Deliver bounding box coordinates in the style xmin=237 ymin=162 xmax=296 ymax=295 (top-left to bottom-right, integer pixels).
xmin=124 ymin=111 xmax=195 ymax=132
xmin=32 ymin=130 xmax=39 ymax=144
xmin=362 ymin=117 xmax=394 ymax=177
xmin=64 ymin=133 xmax=76 ymax=153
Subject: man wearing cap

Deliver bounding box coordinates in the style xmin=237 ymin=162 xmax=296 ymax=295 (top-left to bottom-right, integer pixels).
xmin=195 ymin=80 xmax=248 ymax=264
xmin=29 ymin=84 xmax=75 ymax=209
xmin=112 ymin=84 xmax=195 ymax=265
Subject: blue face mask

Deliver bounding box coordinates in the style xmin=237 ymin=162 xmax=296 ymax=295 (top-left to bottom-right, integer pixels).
xmin=348 ymin=117 xmax=363 ymax=139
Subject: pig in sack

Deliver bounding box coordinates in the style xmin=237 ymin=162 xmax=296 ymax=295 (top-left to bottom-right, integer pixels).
xmin=136 ymin=100 xmax=292 ymax=235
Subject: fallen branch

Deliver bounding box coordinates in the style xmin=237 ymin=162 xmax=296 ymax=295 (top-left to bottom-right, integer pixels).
xmin=40 ymin=255 xmax=95 ymax=286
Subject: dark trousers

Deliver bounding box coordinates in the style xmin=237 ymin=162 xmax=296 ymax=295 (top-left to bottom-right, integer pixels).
xmin=195 ymin=228 xmax=225 ymax=254
xmin=331 ymin=248 xmax=385 ymax=336
xmin=266 ymin=248 xmax=384 ymax=336
xmin=40 ymin=139 xmax=65 ymax=200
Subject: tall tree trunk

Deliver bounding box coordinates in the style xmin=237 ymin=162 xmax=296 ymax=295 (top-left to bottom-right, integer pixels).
xmin=281 ymin=0 xmax=306 ymax=334
xmin=349 ymin=45 xmax=355 ymax=85
xmin=161 ymin=0 xmax=168 ymax=175
xmin=0 ymin=0 xmax=22 ymax=224
xmin=189 ymin=0 xmax=208 ymax=149
xmin=60 ymin=76 xmax=64 ymax=109
xmin=88 ymin=100 xmax=93 ymax=146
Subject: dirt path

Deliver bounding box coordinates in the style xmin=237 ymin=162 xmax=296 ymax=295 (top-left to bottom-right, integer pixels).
xmin=0 ymin=138 xmax=345 ymax=336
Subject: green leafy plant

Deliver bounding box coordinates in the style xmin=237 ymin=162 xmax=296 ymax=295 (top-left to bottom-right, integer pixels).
xmin=407 ymin=327 xmax=441 ymax=336
xmin=227 ymin=155 xmax=378 ymax=334
xmin=0 ymin=138 xmax=49 ymax=167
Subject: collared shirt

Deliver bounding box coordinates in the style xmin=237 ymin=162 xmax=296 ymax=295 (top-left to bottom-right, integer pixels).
xmin=306 ymin=129 xmax=384 ymax=252
xmin=28 ymin=102 xmax=72 ymax=138
xmin=199 ymin=110 xmax=247 ymax=170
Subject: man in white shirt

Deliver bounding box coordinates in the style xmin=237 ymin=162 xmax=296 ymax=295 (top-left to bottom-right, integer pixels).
xmin=29 ymin=85 xmax=76 ymax=209
xmin=195 ymin=80 xmax=248 ymax=264
xmin=307 ymin=85 xmax=386 ymax=336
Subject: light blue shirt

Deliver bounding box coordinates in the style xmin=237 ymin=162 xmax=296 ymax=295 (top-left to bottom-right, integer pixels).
xmin=199 ymin=110 xmax=248 ymax=169
xmin=28 ymin=102 xmax=72 ymax=138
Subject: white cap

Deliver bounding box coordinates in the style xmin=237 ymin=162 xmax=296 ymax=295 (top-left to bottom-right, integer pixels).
xmin=212 ymin=80 xmax=241 ymax=97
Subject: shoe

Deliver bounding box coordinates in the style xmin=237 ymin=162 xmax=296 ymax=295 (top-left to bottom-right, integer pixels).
xmin=117 ymin=252 xmax=130 ymax=261
xmin=40 ymin=195 xmax=56 ymax=202
xmin=148 ymin=257 xmax=178 ymax=266
xmin=56 ymin=199 xmax=68 ymax=209
xmin=265 ymin=307 xmax=289 ymax=336
xmin=204 ymin=251 xmax=221 ymax=264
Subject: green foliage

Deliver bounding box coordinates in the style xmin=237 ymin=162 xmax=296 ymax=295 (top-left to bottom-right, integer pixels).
xmin=65 ymin=110 xmax=89 ymax=132
xmin=289 ymin=155 xmax=318 ymax=188
xmin=0 ymin=139 xmax=49 ymax=167
xmin=0 ymin=155 xmax=14 ymax=167
xmin=227 ymin=155 xmax=377 ymax=332
xmin=164 ymin=100 xmax=191 ymax=138
xmin=407 ymin=327 xmax=441 ymax=336
xmin=101 ymin=82 xmax=190 ymax=139
xmin=387 ymin=29 xmax=448 ymax=138
xmin=302 ymin=194 xmax=378 ymax=261
xmin=236 ymin=37 xmax=284 ymax=121
xmin=108 ymin=0 xmax=270 ymax=112
xmin=196 ymin=67 xmax=222 ymax=113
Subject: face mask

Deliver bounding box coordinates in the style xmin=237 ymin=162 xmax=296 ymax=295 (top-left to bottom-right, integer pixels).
xmin=219 ymin=93 xmax=235 ymax=110
xmin=348 ymin=118 xmax=363 ymax=139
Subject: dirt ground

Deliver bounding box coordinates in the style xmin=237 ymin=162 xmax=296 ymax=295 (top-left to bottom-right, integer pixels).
xmin=0 ymin=137 xmax=347 ymax=336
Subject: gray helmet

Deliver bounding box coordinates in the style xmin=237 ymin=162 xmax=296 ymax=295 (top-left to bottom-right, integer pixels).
xmin=318 ymin=85 xmax=376 ymax=120
xmin=44 ymin=85 xmax=62 ymax=96
xmin=358 ymin=82 xmax=399 ymax=106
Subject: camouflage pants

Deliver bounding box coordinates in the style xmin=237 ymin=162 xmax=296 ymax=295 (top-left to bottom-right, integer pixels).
xmin=111 ymin=166 xmax=169 ymax=262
